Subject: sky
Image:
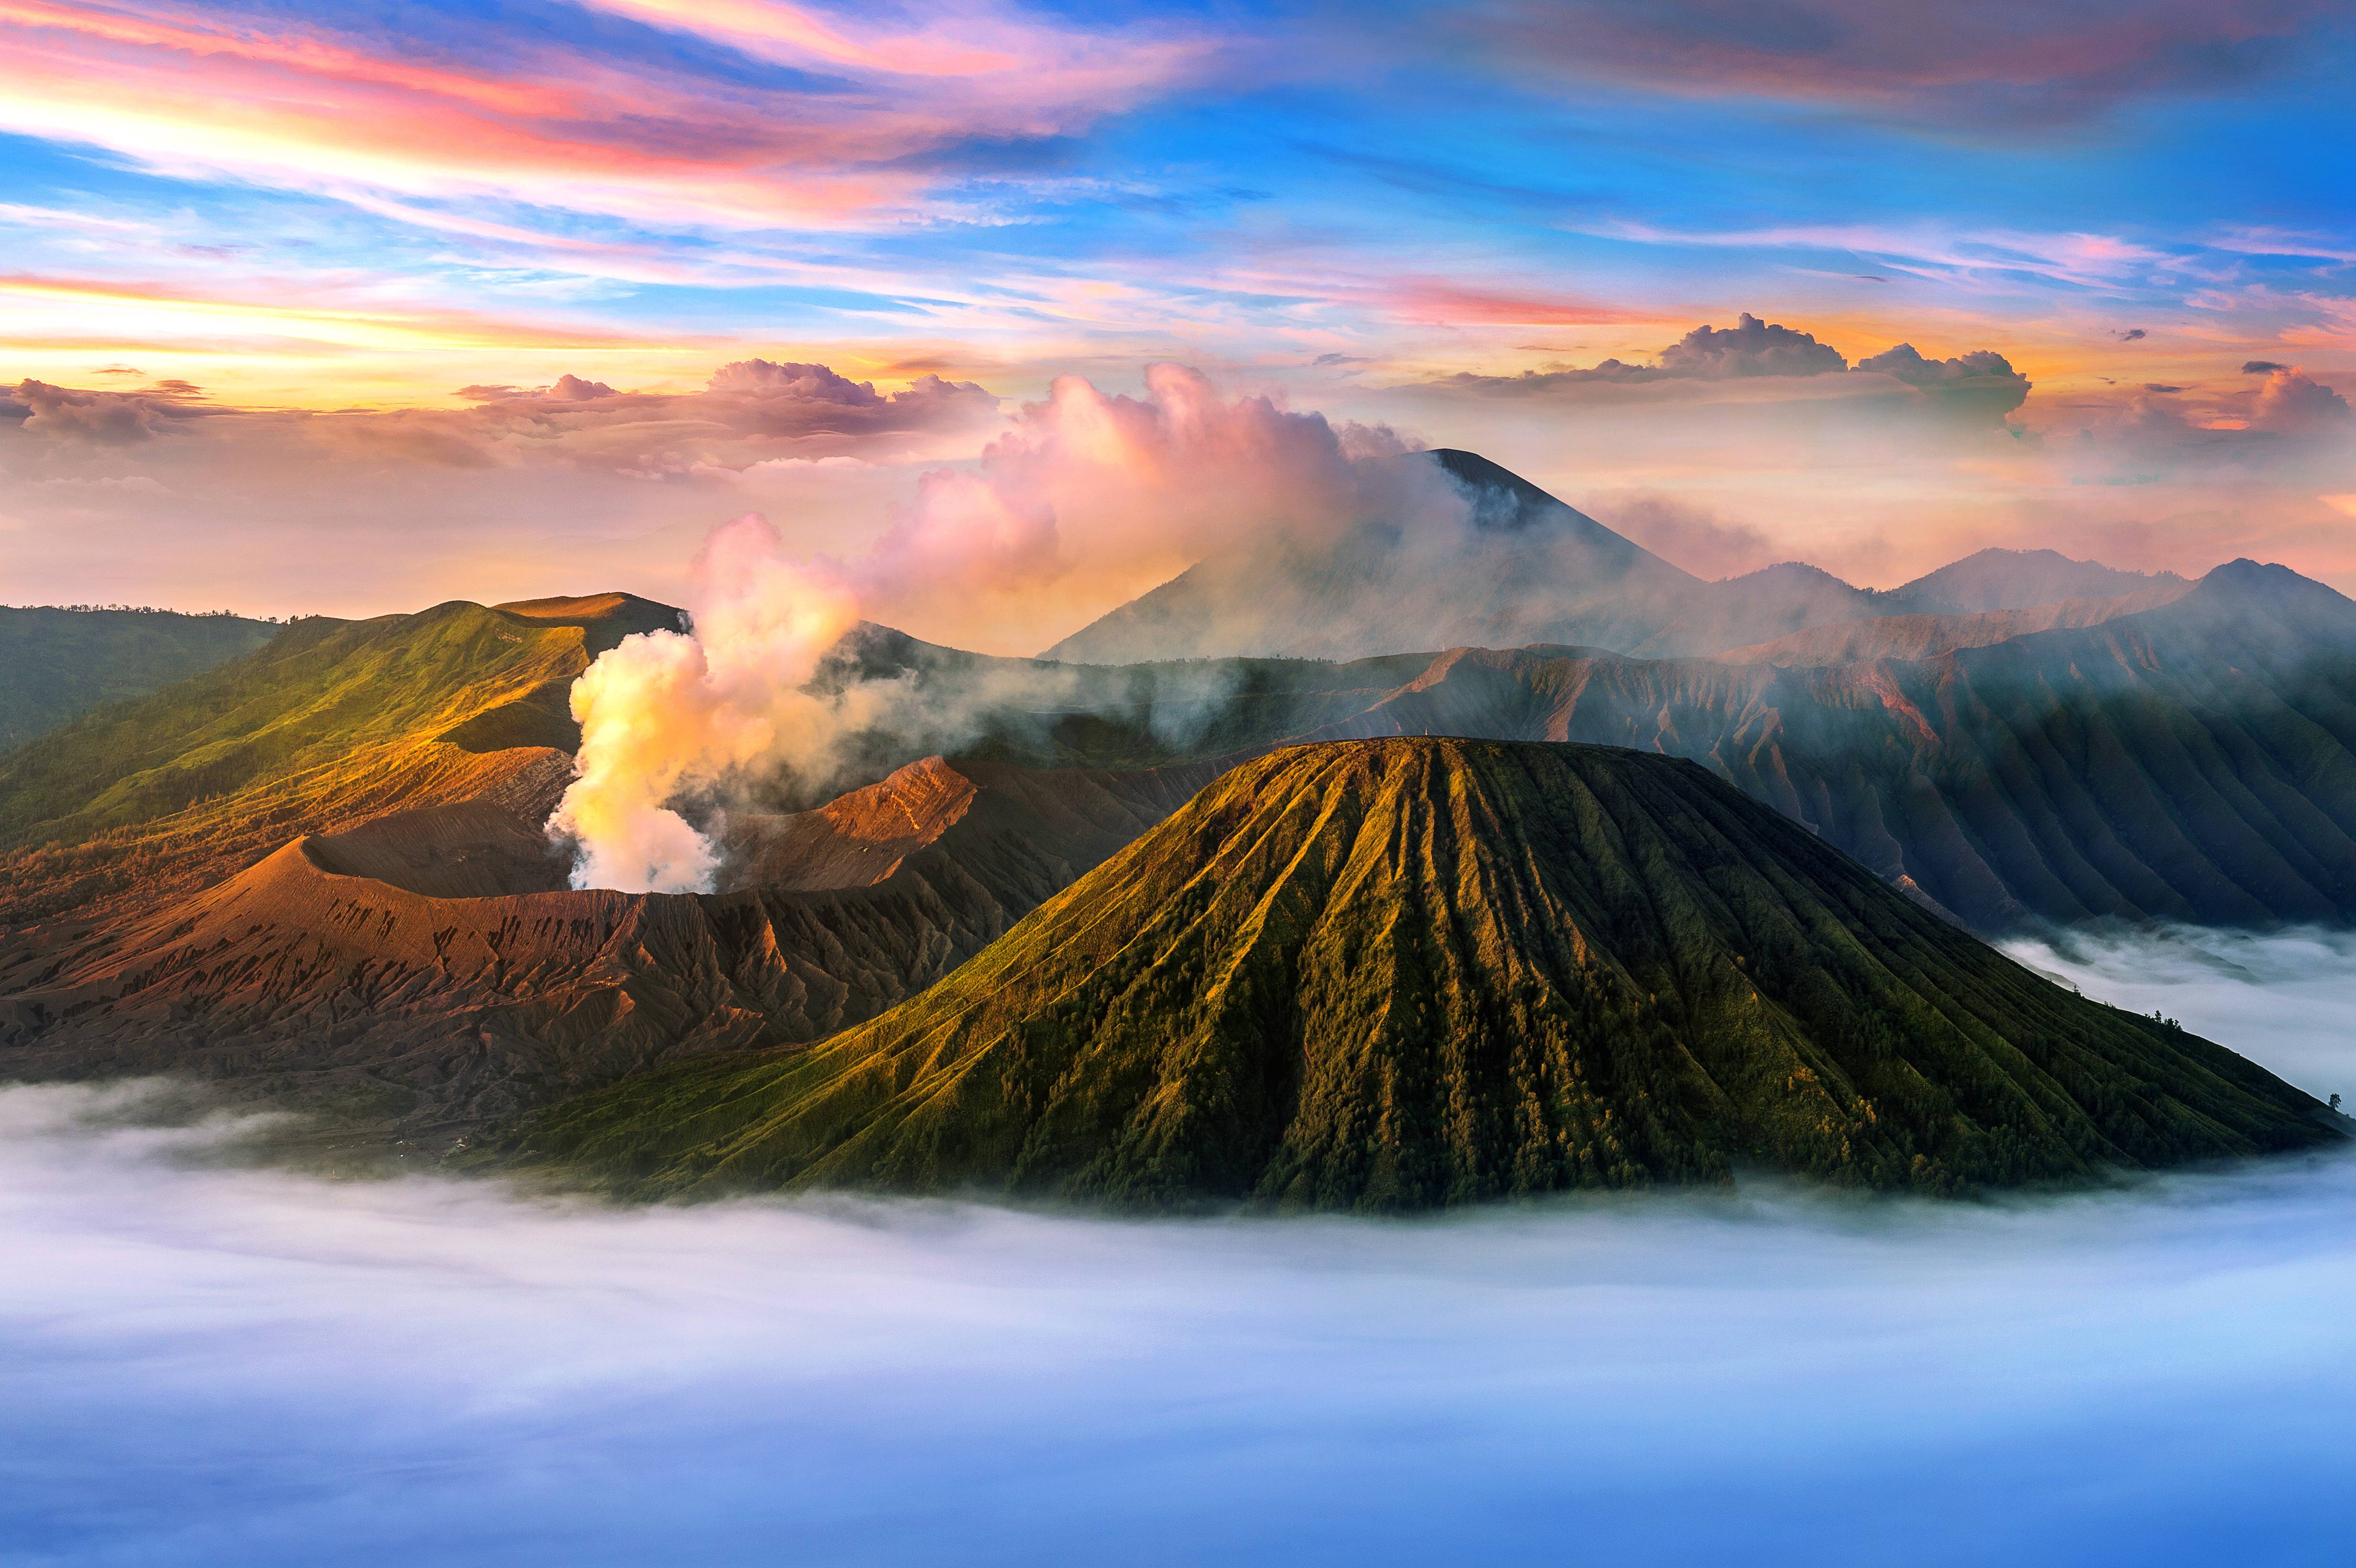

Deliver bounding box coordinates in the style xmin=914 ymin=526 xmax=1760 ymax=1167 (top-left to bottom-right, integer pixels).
xmin=4 ymin=925 xmax=2355 ymax=1567
xmin=2 ymin=0 xmax=2354 ymax=638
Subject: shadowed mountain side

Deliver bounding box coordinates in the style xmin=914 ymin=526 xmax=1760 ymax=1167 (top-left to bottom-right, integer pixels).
xmin=0 ymin=593 xmax=680 ymax=926
xmin=0 ymin=607 xmax=280 ymax=753
xmin=0 ymin=756 xmax=1217 ymax=1133
xmin=508 ymin=740 xmax=2337 ymax=1210
xmin=1294 ymin=564 xmax=2356 ymax=931
xmin=1713 ymin=581 xmax=2193 ymax=666
xmin=306 ymin=799 xmax=574 ymax=897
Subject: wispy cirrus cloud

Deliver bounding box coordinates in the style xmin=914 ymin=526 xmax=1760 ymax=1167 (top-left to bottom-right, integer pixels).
xmin=0 ymin=271 xmax=713 ymax=394
xmin=1376 ymin=279 xmax=1655 ymax=326
xmin=1586 ymin=219 xmax=2175 ymax=292
xmin=0 ymin=0 xmax=1219 ymax=235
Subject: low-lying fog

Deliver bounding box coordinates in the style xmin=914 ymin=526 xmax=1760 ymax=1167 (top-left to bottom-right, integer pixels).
xmin=6 ymin=930 xmax=2354 ymax=1567
xmin=2004 ymin=924 xmax=2356 ymax=1105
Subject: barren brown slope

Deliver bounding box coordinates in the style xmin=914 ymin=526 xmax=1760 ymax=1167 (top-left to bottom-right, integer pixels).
xmin=0 ymin=755 xmax=1215 ymax=1135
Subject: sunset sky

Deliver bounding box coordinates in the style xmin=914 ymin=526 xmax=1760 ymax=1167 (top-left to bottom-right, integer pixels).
xmin=3 ymin=0 xmax=2353 ymax=640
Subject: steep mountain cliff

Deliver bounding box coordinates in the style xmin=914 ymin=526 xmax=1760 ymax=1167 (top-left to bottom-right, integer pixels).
xmin=511 ymin=740 xmax=2337 ymax=1209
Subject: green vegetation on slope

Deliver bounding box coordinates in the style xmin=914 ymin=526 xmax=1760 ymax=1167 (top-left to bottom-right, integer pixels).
xmin=0 ymin=606 xmax=278 ymax=753
xmin=0 ymin=592 xmax=676 ymax=923
xmin=512 ymin=739 xmax=2337 ymax=1210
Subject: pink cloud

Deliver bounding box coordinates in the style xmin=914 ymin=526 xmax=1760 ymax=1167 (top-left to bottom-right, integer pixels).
xmin=0 ymin=1 xmax=1218 ymax=233
xmin=8 ymin=378 xmax=215 ymax=443
xmin=1379 ymin=280 xmax=1652 ymax=327
xmin=2251 ymin=368 xmax=2355 ymax=433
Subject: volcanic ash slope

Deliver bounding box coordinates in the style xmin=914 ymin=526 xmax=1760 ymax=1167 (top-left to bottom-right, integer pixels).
xmin=513 ymin=739 xmax=2340 ymax=1210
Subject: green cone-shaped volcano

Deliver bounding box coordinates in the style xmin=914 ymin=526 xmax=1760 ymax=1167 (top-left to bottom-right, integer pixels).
xmin=515 ymin=739 xmax=2340 ymax=1209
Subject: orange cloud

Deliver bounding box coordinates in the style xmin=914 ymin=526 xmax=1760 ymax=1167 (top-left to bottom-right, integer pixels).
xmin=1381 ymin=281 xmax=1657 ymax=327
xmin=0 ymin=274 xmax=678 ymax=351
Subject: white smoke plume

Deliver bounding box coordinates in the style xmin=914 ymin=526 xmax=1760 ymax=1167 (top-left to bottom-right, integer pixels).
xmin=549 ymin=365 xmax=1435 ymax=892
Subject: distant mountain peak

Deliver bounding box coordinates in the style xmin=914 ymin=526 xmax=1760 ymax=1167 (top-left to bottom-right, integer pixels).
xmin=1038 ymin=448 xmax=1887 ymax=664
xmin=1882 ymin=548 xmax=2182 ymax=616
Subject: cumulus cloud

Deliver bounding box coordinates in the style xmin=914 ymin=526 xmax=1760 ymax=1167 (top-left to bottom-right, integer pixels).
xmin=1434 ymin=313 xmax=1851 ymax=393
xmin=461 ymin=374 xmax=619 ymax=403
xmin=12 ymin=360 xmax=1006 ymax=478
xmin=478 ymin=359 xmax=1003 ymax=457
xmin=2249 ymin=368 xmax=2353 ymax=434
xmin=1418 ymin=317 xmax=2030 ymax=424
xmin=30 ymin=473 xmax=170 ymax=494
xmin=1853 ymin=342 xmax=2033 ymax=417
xmin=688 ymin=361 xmax=1000 ymax=443
xmin=2072 ymin=366 xmax=2356 ymax=484
xmin=1658 ymin=313 xmax=1849 ymax=377
xmin=7 ymin=378 xmax=216 ymax=444
xmin=0 ymin=359 xmax=1016 ymax=619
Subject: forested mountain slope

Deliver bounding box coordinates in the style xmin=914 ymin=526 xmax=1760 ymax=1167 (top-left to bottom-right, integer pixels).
xmin=0 ymin=606 xmax=278 ymax=752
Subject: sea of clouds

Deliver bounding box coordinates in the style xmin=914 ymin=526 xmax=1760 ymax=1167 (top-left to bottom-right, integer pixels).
xmin=4 ymin=928 xmax=2354 ymax=1567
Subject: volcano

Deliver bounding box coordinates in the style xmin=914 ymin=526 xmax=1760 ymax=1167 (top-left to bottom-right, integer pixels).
xmin=513 ymin=738 xmax=2338 ymax=1209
